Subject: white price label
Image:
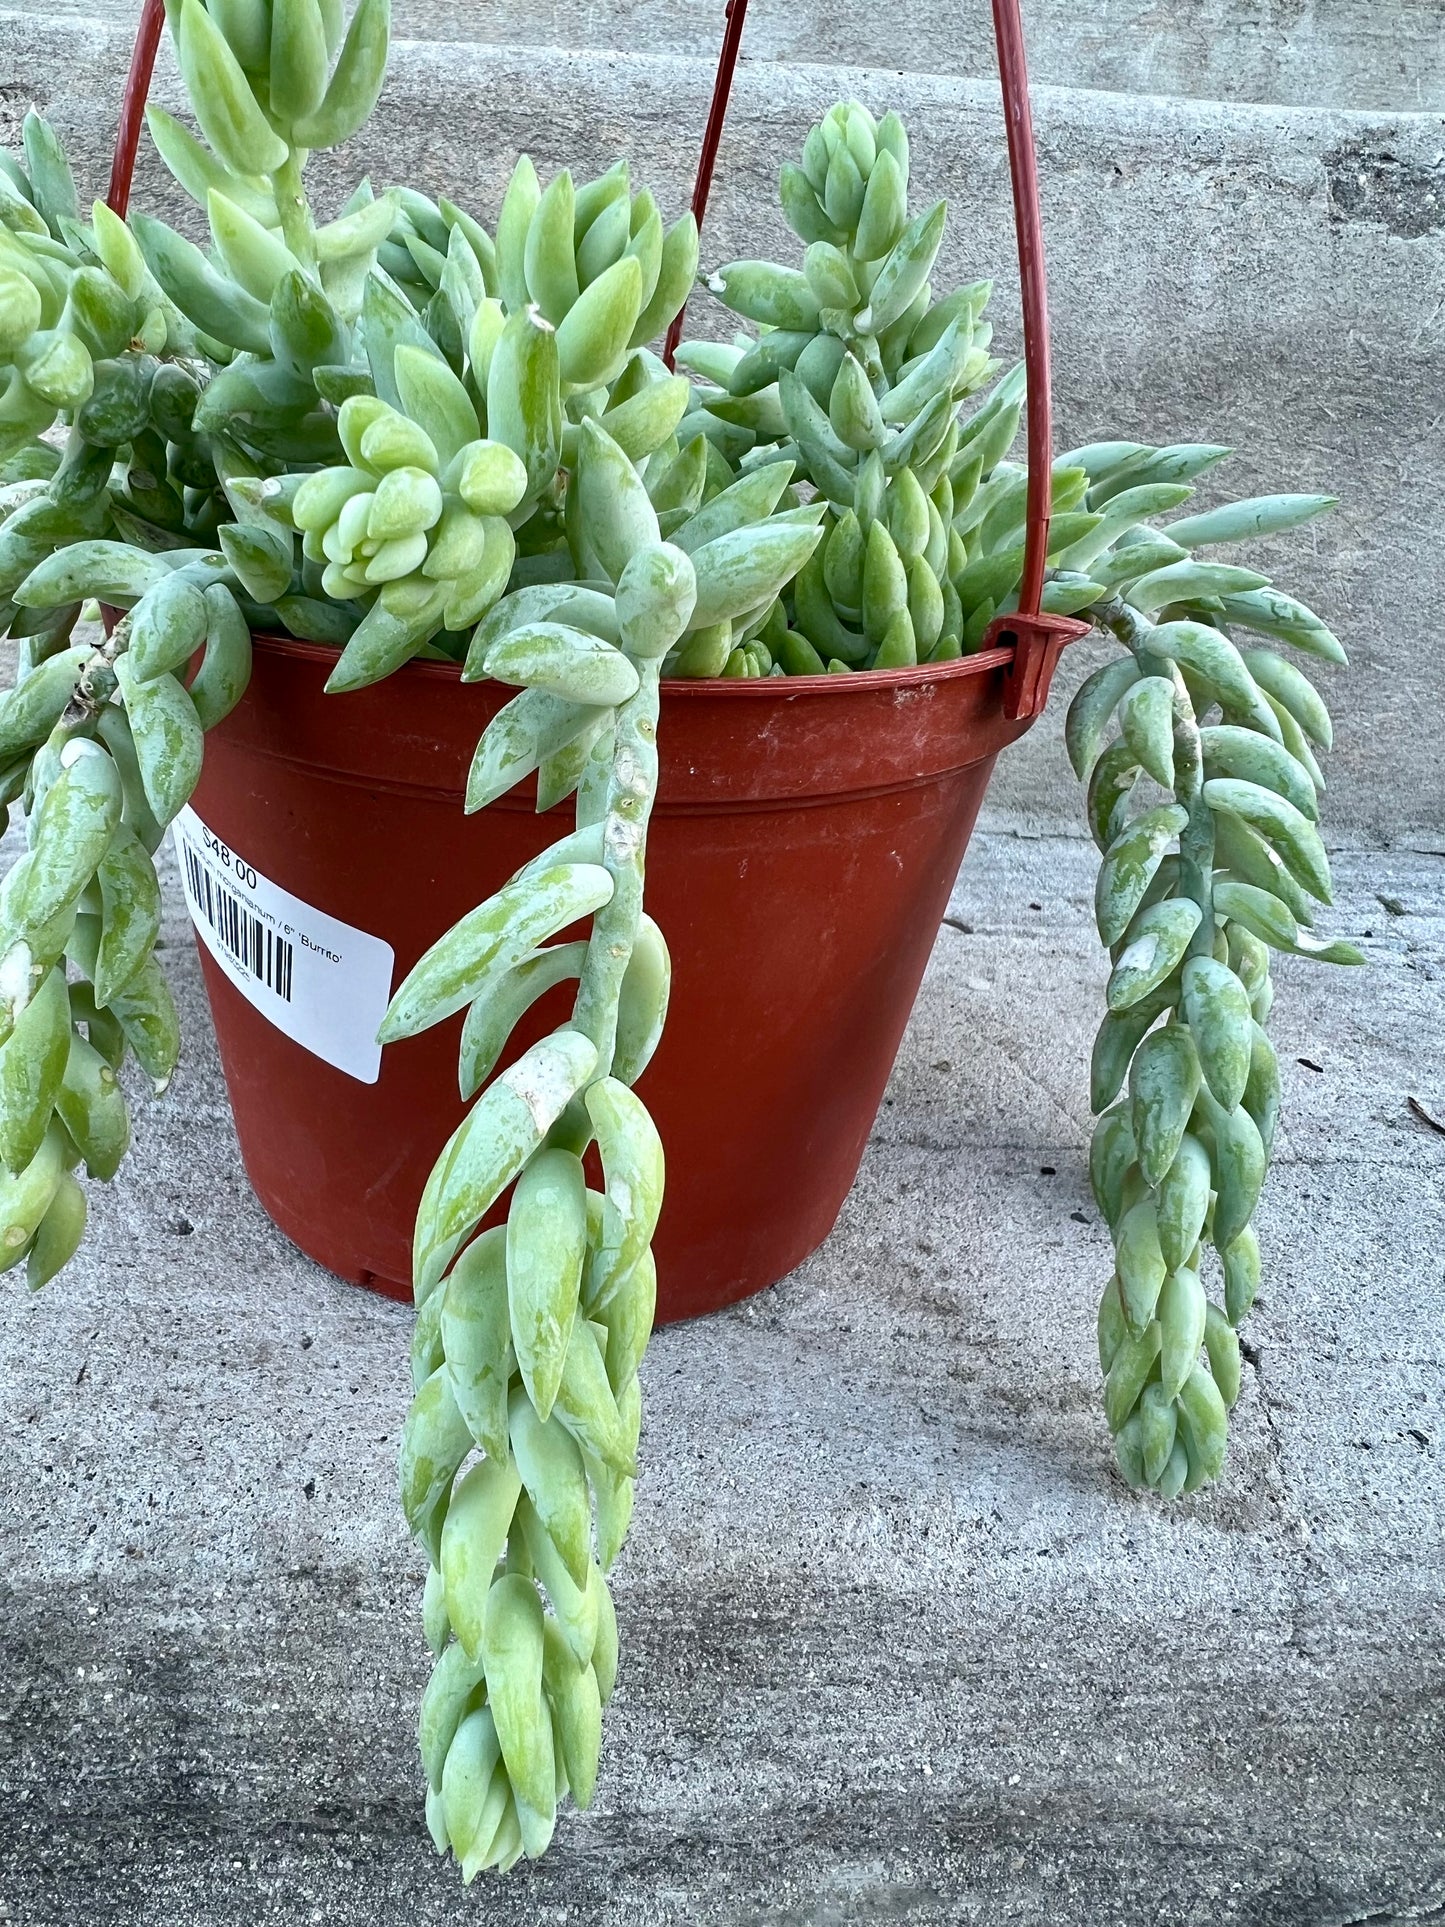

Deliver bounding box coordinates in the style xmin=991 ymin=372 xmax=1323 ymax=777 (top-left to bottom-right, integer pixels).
xmin=173 ymin=805 xmax=395 ymax=1084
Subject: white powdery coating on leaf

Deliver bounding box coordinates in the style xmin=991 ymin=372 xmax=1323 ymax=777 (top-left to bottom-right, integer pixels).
xmin=608 ymin=1178 xmax=638 ymax=1236
xmin=1116 ymin=935 xmax=1161 ymax=979
xmin=501 ymin=1030 xmax=597 ymax=1135
xmin=0 ymin=942 xmax=33 ymax=1009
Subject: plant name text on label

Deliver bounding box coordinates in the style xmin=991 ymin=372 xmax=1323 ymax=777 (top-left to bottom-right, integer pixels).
xmin=173 ymin=805 xmax=395 ymax=1084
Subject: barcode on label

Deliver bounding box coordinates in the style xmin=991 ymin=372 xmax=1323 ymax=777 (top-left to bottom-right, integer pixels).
xmin=181 ymin=841 xmax=295 ymax=1001
xmin=174 ymin=805 xmax=394 ymax=1083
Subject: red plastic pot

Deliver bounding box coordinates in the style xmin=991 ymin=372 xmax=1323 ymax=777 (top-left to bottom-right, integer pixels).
xmin=110 ymin=0 xmax=1084 ymax=1320
xmin=186 ymin=639 xmax=1065 ymax=1321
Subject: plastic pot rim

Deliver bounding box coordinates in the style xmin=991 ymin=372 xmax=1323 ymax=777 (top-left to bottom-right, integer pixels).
xmin=249 ymin=628 xmax=1018 ymax=699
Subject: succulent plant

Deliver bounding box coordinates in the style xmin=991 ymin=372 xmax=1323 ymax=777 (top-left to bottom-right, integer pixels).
xmin=688 ymin=100 xmax=1359 ymax=1495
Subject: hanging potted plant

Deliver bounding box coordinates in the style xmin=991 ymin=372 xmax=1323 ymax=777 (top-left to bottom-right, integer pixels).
xmin=0 ymin=0 xmax=1359 ymax=1879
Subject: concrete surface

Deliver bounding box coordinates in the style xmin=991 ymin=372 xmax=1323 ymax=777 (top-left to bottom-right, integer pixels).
xmin=5 ymin=25 xmax=1444 ymax=842
xmin=18 ymin=0 xmax=1445 ymax=106
xmin=0 ymin=816 xmax=1441 ymax=1923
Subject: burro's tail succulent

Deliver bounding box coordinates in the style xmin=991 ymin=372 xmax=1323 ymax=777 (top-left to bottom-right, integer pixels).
xmin=685 ymin=100 xmax=1099 ymax=673
xmin=1061 ymin=475 xmax=1360 ymax=1493
xmin=689 ymin=100 xmax=1362 ymax=1492
xmin=387 ymin=529 xmax=685 ymax=1872
xmin=382 ymin=422 xmax=818 ymax=1871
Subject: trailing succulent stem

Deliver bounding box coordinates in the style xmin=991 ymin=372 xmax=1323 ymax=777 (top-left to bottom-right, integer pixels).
xmin=388 ymin=544 xmax=684 ymax=1871
xmin=0 ymin=49 xmax=1362 ymax=1875
xmin=1072 ymin=527 xmax=1361 ymax=1494
xmin=685 ymin=100 xmax=1361 ymax=1495
xmin=383 ymin=423 xmax=818 ymax=1871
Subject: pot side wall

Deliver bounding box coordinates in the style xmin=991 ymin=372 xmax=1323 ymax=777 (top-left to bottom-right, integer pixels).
xmin=189 ymin=639 xmax=1029 ymax=1320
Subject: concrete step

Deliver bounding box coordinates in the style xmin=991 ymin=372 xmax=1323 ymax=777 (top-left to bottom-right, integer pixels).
xmin=22 ymin=0 xmax=1445 ymax=108
xmin=3 ymin=19 xmax=1444 ymax=840
xmin=1 ymin=826 xmax=1441 ymax=1922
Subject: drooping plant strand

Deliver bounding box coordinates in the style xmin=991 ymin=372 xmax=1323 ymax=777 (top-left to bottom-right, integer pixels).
xmin=386 ymin=417 xmax=820 ymax=1872
xmin=682 ymin=100 xmax=1360 ymax=1493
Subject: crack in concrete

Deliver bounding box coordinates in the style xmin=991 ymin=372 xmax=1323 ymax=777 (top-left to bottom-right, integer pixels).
xmin=1237 ymin=1340 xmax=1296 ymax=1535
xmin=1238 ymin=1332 xmax=1344 ymax=1668
xmin=956 ymin=1030 xmax=1086 ymax=1141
